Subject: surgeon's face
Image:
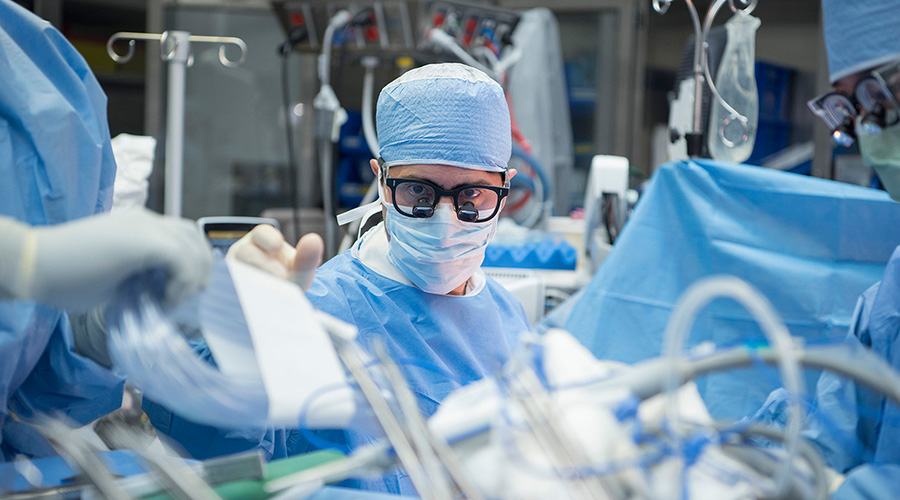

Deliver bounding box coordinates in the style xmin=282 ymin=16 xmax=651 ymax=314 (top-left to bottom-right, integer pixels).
xmin=369 ymin=160 xmax=516 ymax=295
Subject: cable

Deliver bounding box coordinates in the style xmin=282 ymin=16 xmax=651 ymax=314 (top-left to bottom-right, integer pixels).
xmin=507 ymin=92 xmax=533 ymax=154
xmin=317 ymin=11 xmax=351 ymax=89
xmin=427 ymin=28 xmax=497 ymax=80
xmin=602 ymin=193 xmax=621 ymax=244
xmin=315 ymin=10 xmax=352 ymax=259
xmin=360 ymin=56 xmax=380 ymax=157
xmin=334 ymin=55 xmax=382 ymax=254
xmin=279 ymin=26 xmax=308 ymax=243
xmin=315 ymin=9 xmax=378 ymax=258
xmin=508 ymin=146 xmax=552 ymax=228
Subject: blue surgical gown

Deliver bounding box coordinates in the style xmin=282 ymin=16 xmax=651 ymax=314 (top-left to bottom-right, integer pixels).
xmin=145 ymin=248 xmax=530 ymax=495
xmin=805 ymin=247 xmax=900 ymax=477
xmin=0 ymin=1 xmax=123 ymax=460
xmin=832 ymin=464 xmax=900 ymax=500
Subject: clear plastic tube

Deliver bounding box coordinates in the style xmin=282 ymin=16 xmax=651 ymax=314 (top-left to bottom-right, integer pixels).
xmin=662 ymin=275 xmax=803 ymax=498
xmin=360 ymin=57 xmax=379 ymax=157
xmin=105 ymin=269 xmax=269 ymax=429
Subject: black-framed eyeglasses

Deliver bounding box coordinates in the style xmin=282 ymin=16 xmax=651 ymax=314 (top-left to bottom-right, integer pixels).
xmin=385 ymin=177 xmax=509 ymax=223
xmin=807 ymin=59 xmax=900 ymax=147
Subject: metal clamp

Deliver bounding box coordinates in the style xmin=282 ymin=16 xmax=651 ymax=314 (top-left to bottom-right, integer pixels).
xmin=728 ymin=0 xmax=758 ymax=14
xmin=718 ymin=113 xmax=750 ymax=148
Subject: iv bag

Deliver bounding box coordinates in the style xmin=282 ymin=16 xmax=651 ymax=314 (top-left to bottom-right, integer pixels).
xmin=708 ymin=12 xmax=761 ymax=163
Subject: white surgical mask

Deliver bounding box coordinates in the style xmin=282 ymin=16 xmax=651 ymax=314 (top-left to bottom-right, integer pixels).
xmin=858 ymin=121 xmax=900 ymax=202
xmin=384 ymin=203 xmax=497 ymax=295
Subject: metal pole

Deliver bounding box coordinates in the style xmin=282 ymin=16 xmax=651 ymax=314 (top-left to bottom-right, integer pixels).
xmin=164 ymin=31 xmax=191 ymax=217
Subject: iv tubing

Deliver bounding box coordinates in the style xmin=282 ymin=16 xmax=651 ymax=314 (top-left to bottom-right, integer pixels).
xmin=427 ymin=29 xmax=497 ymax=81
xmin=361 ymin=56 xmax=380 ymax=157
xmin=316 ymin=10 xmax=352 ymax=258
xmin=317 ymin=11 xmax=351 ymax=87
xmin=700 ymin=0 xmax=754 ymax=130
xmin=661 ymin=275 xmax=803 ymax=498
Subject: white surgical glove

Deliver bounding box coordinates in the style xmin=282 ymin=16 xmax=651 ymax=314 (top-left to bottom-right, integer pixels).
xmin=225 ymin=224 xmax=323 ymax=292
xmin=0 ymin=208 xmax=212 ymax=311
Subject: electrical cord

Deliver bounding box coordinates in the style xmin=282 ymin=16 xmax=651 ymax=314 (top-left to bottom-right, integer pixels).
xmin=602 ymin=193 xmax=622 ymax=244
xmin=508 ymin=145 xmax=552 ymax=228
xmin=314 ymin=10 xmax=352 ymax=258
xmin=279 ymin=27 xmax=307 ymax=243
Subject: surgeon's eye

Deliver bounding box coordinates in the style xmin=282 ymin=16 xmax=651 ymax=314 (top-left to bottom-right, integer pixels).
xmin=458 ymin=188 xmax=489 ymax=207
xmin=406 ymin=183 xmax=430 ymax=196
xmin=460 ymin=187 xmax=482 ymax=199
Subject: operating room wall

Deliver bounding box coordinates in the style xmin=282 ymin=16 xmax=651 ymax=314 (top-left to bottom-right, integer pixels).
xmin=555 ymin=10 xmax=620 ymax=211
xmin=33 ymin=1 xmax=148 ymax=137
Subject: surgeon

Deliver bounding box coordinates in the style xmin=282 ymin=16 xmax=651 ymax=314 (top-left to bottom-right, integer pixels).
xmin=792 ymin=0 xmax=900 ymax=497
xmin=0 ymin=1 xmax=212 ymax=460
xmin=144 ymin=63 xmax=532 ymax=494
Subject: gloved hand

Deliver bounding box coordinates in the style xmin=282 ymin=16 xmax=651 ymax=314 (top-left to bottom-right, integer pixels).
xmin=225 ymin=224 xmax=323 ymax=292
xmin=4 ymin=208 xmax=212 ymax=311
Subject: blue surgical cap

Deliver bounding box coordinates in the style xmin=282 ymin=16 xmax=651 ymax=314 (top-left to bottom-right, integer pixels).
xmin=376 ymin=63 xmax=511 ymax=173
xmin=823 ymin=0 xmax=900 ymax=83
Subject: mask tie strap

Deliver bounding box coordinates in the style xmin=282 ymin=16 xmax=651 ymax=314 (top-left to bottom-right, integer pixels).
xmin=337 ymin=200 xmax=381 ymax=226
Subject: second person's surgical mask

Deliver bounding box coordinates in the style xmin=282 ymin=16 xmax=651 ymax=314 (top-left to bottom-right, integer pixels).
xmin=859 ymin=121 xmax=900 ymax=202
xmin=384 ymin=203 xmax=497 ymax=295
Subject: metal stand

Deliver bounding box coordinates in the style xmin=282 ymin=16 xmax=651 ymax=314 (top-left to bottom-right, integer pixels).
xmin=107 ymin=31 xmax=248 ymax=217
xmin=652 ymin=0 xmax=758 ymax=157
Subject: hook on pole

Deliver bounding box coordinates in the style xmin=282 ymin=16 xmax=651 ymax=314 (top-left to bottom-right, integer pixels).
xmin=652 ymin=0 xmax=673 ymax=14
xmin=106 ymin=31 xmax=163 ymax=63
xmin=106 ymin=31 xmax=247 ymax=68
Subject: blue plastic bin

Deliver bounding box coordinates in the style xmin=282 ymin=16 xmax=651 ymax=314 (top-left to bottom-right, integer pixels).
xmin=756 ymin=61 xmax=795 ymax=121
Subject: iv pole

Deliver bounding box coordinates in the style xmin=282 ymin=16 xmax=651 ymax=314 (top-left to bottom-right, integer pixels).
xmin=107 ymin=31 xmax=248 ymax=217
xmin=653 ymin=0 xmax=758 ymax=157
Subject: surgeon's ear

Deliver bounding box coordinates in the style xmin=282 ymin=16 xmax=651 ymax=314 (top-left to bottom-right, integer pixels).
xmin=370 ymin=158 xmax=379 ymax=177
